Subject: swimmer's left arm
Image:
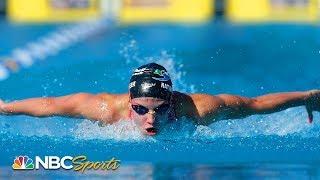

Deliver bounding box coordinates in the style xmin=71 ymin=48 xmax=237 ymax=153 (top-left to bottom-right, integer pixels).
xmin=192 ymin=90 xmax=320 ymax=125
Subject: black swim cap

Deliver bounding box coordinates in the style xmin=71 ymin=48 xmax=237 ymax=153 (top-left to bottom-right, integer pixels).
xmin=129 ymin=63 xmax=173 ymax=101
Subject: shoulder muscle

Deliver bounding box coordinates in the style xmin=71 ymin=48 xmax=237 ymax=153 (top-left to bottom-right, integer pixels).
xmin=173 ymin=92 xmax=224 ymax=125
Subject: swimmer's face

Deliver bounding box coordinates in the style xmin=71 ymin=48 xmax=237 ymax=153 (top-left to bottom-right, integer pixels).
xmin=129 ymin=97 xmax=171 ymax=136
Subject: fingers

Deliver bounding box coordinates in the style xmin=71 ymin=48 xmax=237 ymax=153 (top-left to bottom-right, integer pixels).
xmin=305 ymin=89 xmax=320 ymax=123
xmin=0 ymin=99 xmax=4 ymax=107
xmin=0 ymin=99 xmax=3 ymax=112
xmin=306 ymin=105 xmax=313 ymax=123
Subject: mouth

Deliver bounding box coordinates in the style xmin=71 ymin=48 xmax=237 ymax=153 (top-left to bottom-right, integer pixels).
xmin=145 ymin=127 xmax=157 ymax=135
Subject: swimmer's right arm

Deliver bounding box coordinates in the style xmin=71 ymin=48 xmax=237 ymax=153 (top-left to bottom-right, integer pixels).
xmin=0 ymin=93 xmax=90 ymax=118
xmin=0 ymin=93 xmax=104 ymax=119
xmin=0 ymin=93 xmax=126 ymax=124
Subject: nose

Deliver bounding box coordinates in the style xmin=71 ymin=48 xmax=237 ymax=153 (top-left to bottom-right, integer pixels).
xmin=146 ymin=110 xmax=156 ymax=125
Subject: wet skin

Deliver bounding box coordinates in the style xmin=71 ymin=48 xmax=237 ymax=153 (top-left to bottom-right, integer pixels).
xmin=1 ymin=90 xmax=320 ymax=136
xmin=128 ymin=97 xmax=171 ymax=136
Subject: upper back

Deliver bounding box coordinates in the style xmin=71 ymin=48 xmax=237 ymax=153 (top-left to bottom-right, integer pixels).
xmin=172 ymin=92 xmax=223 ymax=124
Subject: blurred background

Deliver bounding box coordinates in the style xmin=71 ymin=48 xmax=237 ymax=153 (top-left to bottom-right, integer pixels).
xmin=1 ymin=0 xmax=320 ymax=82
xmin=2 ymin=0 xmax=319 ymax=23
xmin=1 ymin=0 xmax=320 ymax=95
xmin=2 ymin=0 xmax=320 ymax=23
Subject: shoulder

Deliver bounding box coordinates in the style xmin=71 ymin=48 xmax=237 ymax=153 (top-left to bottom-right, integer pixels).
xmin=96 ymin=93 xmax=130 ymax=120
xmin=190 ymin=93 xmax=224 ymax=107
xmin=75 ymin=93 xmax=129 ymax=123
xmin=61 ymin=92 xmax=129 ymax=111
xmin=172 ymin=92 xmax=223 ymax=109
xmin=172 ymin=92 xmax=224 ymax=123
xmin=65 ymin=93 xmax=129 ymax=103
xmin=95 ymin=93 xmax=129 ymax=105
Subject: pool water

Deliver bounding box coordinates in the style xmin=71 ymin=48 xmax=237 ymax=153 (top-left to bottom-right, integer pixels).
xmin=1 ymin=19 xmax=320 ymax=179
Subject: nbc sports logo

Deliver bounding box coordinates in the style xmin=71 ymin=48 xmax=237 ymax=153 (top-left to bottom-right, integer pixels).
xmin=12 ymin=155 xmax=120 ymax=172
xmin=12 ymin=156 xmax=34 ymax=170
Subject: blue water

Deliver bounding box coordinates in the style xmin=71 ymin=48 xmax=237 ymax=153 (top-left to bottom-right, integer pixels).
xmin=1 ymin=18 xmax=320 ymax=179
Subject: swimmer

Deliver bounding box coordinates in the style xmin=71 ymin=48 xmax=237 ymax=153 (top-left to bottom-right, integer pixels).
xmin=1 ymin=63 xmax=320 ymax=136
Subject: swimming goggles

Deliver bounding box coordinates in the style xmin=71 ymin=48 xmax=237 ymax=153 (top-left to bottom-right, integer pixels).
xmin=131 ymin=104 xmax=170 ymax=115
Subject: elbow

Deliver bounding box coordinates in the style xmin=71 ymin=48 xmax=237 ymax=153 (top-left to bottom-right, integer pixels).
xmin=37 ymin=98 xmax=58 ymax=116
xmin=43 ymin=97 xmax=56 ymax=108
xmin=247 ymin=98 xmax=268 ymax=114
xmin=245 ymin=98 xmax=260 ymax=115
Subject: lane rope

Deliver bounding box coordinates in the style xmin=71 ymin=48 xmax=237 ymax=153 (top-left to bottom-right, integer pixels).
xmin=0 ymin=19 xmax=112 ymax=80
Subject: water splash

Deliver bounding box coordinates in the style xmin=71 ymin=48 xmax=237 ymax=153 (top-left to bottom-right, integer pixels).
xmin=72 ymin=106 xmax=320 ymax=141
xmin=119 ymin=34 xmax=140 ymax=64
xmin=119 ymin=37 xmax=196 ymax=93
xmin=0 ymin=106 xmax=319 ymax=141
xmin=73 ymin=119 xmax=147 ymax=141
xmin=193 ymin=107 xmax=320 ymax=139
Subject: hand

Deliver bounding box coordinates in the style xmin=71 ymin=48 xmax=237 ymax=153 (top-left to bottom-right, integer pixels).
xmin=305 ymin=90 xmax=320 ymax=123
xmin=0 ymin=99 xmax=5 ymax=111
xmin=0 ymin=99 xmax=5 ymax=114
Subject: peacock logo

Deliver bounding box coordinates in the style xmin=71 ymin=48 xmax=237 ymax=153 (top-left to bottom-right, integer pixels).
xmin=12 ymin=156 xmax=34 ymax=170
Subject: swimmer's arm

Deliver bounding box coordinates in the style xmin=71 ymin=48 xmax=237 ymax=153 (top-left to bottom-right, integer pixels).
xmin=193 ymin=90 xmax=318 ymax=125
xmin=0 ymin=93 xmax=92 ymax=118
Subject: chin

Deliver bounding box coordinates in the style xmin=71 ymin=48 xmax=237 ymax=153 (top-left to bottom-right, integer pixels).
xmin=145 ymin=132 xmax=157 ymax=136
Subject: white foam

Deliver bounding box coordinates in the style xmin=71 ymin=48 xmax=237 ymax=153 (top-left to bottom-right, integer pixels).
xmin=73 ymin=119 xmax=148 ymax=141
xmin=0 ymin=107 xmax=319 ymax=141
xmin=193 ymin=106 xmax=320 ymax=138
